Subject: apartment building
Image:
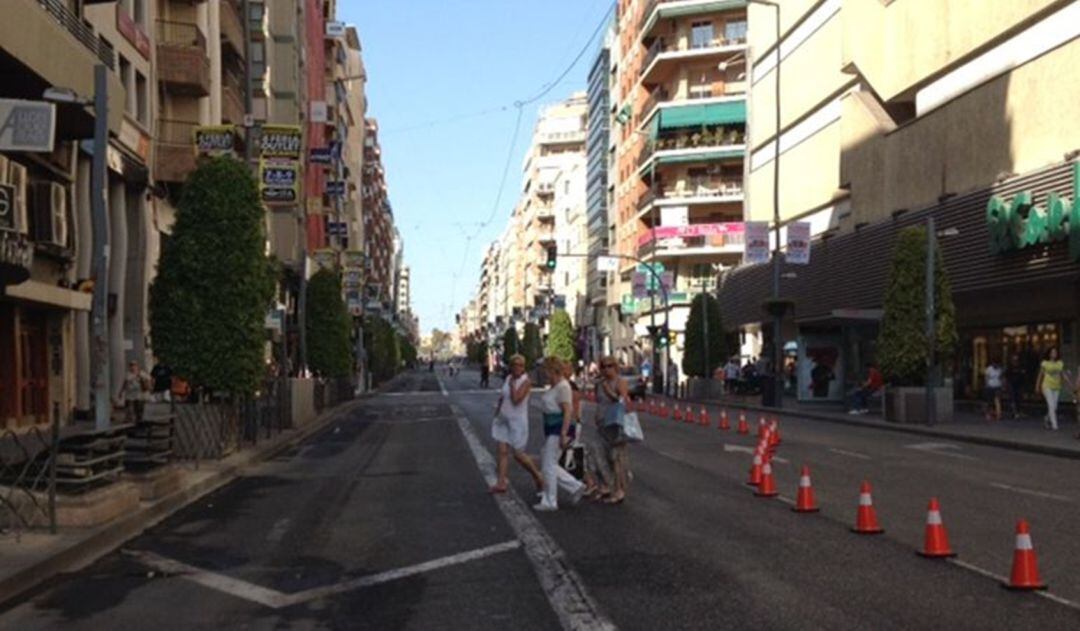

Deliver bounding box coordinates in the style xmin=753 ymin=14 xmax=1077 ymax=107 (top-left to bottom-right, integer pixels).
xmin=362 ymin=118 xmax=395 ymax=316
xmin=612 ymin=0 xmax=749 ymax=383
xmin=719 ymin=0 xmax=1080 ymax=403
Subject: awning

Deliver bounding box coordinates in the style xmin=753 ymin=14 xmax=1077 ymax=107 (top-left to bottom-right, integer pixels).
xmin=4 ymin=280 xmax=92 ymax=311
xmin=656 ymin=147 xmax=745 ymax=166
xmin=659 ymin=101 xmax=746 ymax=130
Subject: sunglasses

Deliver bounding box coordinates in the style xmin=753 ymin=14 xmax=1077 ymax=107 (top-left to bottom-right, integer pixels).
xmin=602 ymin=363 xmax=616 ymax=368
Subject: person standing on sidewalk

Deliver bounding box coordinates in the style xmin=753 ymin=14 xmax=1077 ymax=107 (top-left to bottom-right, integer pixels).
xmin=1036 ymin=347 xmax=1065 ymax=430
xmin=534 ymin=357 xmax=586 ymax=512
xmin=984 ymin=359 xmax=1003 ymax=421
xmin=1005 ymin=354 xmax=1026 ymax=419
xmin=489 ymin=354 xmax=544 ymax=495
xmin=118 ymin=361 xmax=151 ymax=423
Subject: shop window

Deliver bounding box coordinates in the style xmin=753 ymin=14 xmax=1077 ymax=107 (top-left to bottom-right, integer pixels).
xmin=959 ymin=322 xmax=1060 ymax=400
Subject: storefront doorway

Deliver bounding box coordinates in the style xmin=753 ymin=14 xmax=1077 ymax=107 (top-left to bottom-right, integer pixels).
xmin=959 ymin=322 xmax=1064 ymax=402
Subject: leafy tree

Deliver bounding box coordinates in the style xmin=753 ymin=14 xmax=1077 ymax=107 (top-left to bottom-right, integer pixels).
xmin=502 ymin=327 xmax=521 ymax=358
xmin=877 ymin=226 xmax=958 ymax=386
xmin=522 ymin=323 xmax=543 ymax=367
xmin=546 ymin=310 xmax=576 ymax=364
xmin=400 ymin=335 xmax=418 ymax=368
xmin=305 ymin=269 xmax=352 ymax=378
xmin=149 ymin=156 xmax=275 ymax=395
xmin=682 ymin=293 xmax=725 ymax=378
xmin=365 ymin=316 xmax=402 ymax=385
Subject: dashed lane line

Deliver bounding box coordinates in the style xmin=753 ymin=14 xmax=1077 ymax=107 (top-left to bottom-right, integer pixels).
xmin=989 ymin=482 xmax=1072 ymax=503
xmin=828 ymin=448 xmax=872 ymax=461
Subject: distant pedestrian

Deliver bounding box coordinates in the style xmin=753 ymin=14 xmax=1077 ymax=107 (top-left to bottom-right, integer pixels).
xmin=489 ymin=354 xmax=544 ymax=494
xmin=848 ymin=363 xmax=882 ymax=414
xmin=984 ymin=359 xmax=1003 ymax=421
xmin=1005 ymin=354 xmax=1026 ymax=419
xmin=533 ymin=357 xmax=586 ymax=511
xmin=119 ymin=360 xmax=151 ymax=423
xmin=479 ymin=362 xmax=490 ymax=388
xmin=595 ymin=356 xmax=631 ymax=505
xmin=1036 ymin=348 xmax=1065 ymax=430
xmin=150 ymin=360 xmax=172 ymax=403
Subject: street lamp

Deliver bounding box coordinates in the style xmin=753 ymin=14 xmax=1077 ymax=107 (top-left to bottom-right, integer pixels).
xmin=925 ymin=221 xmax=959 ymax=426
xmin=44 ymin=67 xmax=110 ymax=430
xmin=747 ymin=0 xmax=784 ymax=408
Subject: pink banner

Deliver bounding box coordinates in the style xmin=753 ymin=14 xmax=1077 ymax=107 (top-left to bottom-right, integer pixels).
xmin=638 ymin=222 xmax=745 ymax=246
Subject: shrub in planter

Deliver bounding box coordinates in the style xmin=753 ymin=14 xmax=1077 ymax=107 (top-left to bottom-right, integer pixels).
xmin=545 ymin=309 xmax=576 ymax=364
xmin=682 ymin=293 xmax=725 ymax=378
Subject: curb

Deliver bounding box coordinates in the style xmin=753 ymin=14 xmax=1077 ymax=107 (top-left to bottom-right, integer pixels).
xmin=0 ymin=398 xmax=363 ymax=610
xmin=700 ymin=399 xmax=1080 ymax=461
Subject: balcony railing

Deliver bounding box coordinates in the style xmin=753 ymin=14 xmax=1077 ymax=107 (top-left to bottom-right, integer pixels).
xmin=219 ymin=0 xmax=246 ymax=58
xmin=156 ymin=20 xmax=210 ymax=95
xmin=638 ymin=126 xmax=747 ymax=168
xmin=154 ymin=119 xmax=198 ymax=182
xmin=643 ymin=35 xmax=748 ymax=73
xmin=37 ymin=0 xmax=115 ymax=68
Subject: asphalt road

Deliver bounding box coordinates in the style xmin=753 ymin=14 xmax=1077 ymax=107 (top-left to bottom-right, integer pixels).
xmin=3 ymin=368 xmax=1079 ymax=630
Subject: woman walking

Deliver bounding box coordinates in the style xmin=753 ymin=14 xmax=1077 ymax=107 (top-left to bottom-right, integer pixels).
xmin=535 ymin=357 xmax=586 ymax=511
xmin=595 ymin=356 xmax=631 ymax=505
xmin=984 ymin=359 xmax=1003 ymax=421
xmin=489 ymin=354 xmax=544 ymax=494
xmin=1036 ymin=348 xmax=1065 ymax=431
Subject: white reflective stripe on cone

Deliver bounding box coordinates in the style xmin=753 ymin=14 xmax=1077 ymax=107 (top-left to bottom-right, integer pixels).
xmin=859 ymin=493 xmax=873 ymax=506
xmin=1015 ymin=534 xmax=1034 ymax=550
xmin=926 ymin=511 xmax=943 ymax=525
xmin=799 ymin=475 xmax=811 ymax=488
xmin=752 ymin=455 xmax=762 ymax=465
xmin=762 ymin=463 xmax=773 ymax=475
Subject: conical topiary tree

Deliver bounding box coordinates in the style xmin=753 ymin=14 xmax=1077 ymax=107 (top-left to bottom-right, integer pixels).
xmin=522 ymin=322 xmax=543 ymax=368
xmin=682 ymin=293 xmax=725 ymax=378
xmin=502 ymin=326 xmax=520 ymax=359
xmin=546 ymin=309 xmax=576 ymax=364
xmin=149 ymin=156 xmax=275 ymax=395
xmin=305 ymin=268 xmax=352 ymax=378
xmin=877 ymin=225 xmax=958 ymax=386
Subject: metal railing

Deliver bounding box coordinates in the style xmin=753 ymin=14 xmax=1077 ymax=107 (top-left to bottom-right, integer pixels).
xmin=156 ymin=118 xmax=198 ymax=146
xmin=638 ymin=126 xmax=747 ymax=168
xmin=37 ymin=0 xmax=115 ymax=68
xmin=644 ymin=35 xmax=748 ymax=74
xmin=156 ymin=19 xmax=207 ymax=49
xmin=0 ymin=424 xmax=57 ymax=536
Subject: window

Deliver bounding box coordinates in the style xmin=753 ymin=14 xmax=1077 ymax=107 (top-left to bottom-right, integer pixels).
xmin=725 ymin=20 xmax=748 ymax=44
xmin=689 ymin=71 xmax=712 ymax=99
xmin=134 ymin=0 xmax=146 ymax=27
xmin=691 ymin=21 xmax=714 ymax=49
xmin=135 ymin=71 xmax=148 ymax=125
xmin=118 ymin=56 xmax=133 ymax=116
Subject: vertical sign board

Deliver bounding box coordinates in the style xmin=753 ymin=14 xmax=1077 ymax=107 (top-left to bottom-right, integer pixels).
xmin=259 ymin=160 xmax=299 ymax=204
xmin=786 ymin=221 xmax=811 ymax=265
xmin=260 ymin=126 xmax=302 ymax=159
xmin=744 ymin=221 xmax=770 ymax=264
xmin=0 ymin=184 xmax=15 ymax=231
xmin=343 ymin=250 xmax=365 ymax=269
xmin=0 ymin=99 xmax=55 ymax=152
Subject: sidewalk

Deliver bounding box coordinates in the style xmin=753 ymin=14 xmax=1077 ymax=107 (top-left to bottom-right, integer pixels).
xmin=0 ymin=398 xmax=362 ymax=609
xmin=681 ymin=391 xmax=1080 ymax=460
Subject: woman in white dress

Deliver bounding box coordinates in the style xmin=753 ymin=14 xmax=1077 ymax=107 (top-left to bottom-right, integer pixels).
xmin=489 ymin=354 xmax=544 ymax=494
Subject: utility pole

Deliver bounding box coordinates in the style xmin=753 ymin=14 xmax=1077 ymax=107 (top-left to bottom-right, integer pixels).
xmin=91 ymin=65 xmax=110 ymax=430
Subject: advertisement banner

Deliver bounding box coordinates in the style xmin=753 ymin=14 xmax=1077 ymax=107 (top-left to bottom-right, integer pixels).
xmin=194 ymin=126 xmax=237 ymax=156
xmin=743 ymin=221 xmax=770 ymax=264
xmin=259 ymin=125 xmax=302 ymax=159
xmin=0 ymin=99 xmax=55 ymax=153
xmin=343 ymin=270 xmax=362 ymax=289
xmin=313 ymin=248 xmax=337 ymax=270
xmin=659 ymin=205 xmax=688 ymax=227
xmin=638 ymin=222 xmax=744 ymax=246
xmin=786 ymin=221 xmax=811 ymax=265
xmin=259 ymin=160 xmax=299 ymax=205
xmin=343 ymin=250 xmax=365 ymax=269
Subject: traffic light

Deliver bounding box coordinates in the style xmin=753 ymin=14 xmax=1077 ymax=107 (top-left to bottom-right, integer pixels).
xmin=653 ymin=324 xmax=670 ymax=348
xmin=545 ymin=244 xmax=557 ymax=270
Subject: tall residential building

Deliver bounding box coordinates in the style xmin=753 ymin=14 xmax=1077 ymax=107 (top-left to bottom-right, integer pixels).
xmin=719 ymin=0 xmax=1080 ymax=404
xmin=362 ymin=118 xmax=396 ymax=315
xmin=585 ymin=28 xmax=613 ymax=362
xmin=612 ymin=0 xmax=749 ymax=382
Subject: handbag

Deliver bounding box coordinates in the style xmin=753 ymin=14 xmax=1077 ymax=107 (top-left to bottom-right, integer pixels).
xmin=603 ymin=400 xmax=626 ymax=427
xmin=560 ymin=445 xmax=585 ymax=479
xmin=621 ymin=412 xmax=644 ymax=443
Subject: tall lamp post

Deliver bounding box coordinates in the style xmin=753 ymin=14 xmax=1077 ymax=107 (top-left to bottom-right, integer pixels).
xmin=748 ymin=0 xmax=784 ymax=408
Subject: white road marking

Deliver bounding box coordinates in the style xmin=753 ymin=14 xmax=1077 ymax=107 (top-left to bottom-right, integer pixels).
xmin=449 ymin=402 xmax=616 ymax=631
xmin=989 ymin=482 xmax=1073 ymax=503
xmin=829 ymin=448 xmax=872 ymax=461
xmin=776 ymin=495 xmax=796 ymax=506
xmin=905 ymin=442 xmax=977 ymax=461
xmin=123 ymin=541 xmax=523 ymax=609
xmin=946 ymin=558 xmax=1080 ymax=612
xmin=436 ymin=374 xmax=448 ymax=396
xmin=722 ymin=444 xmax=756 ymax=456
xmin=266 ymin=518 xmax=291 ymax=543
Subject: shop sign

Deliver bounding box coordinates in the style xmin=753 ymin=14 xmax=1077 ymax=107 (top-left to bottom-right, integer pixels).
xmin=326 ymin=21 xmax=346 ymax=38
xmin=343 ymin=250 xmax=365 ymax=269
xmin=260 ymin=125 xmax=302 ymax=159
xmin=638 ymin=222 xmax=744 ymax=245
xmin=313 ymin=248 xmax=338 ymax=270
xmin=309 ymin=147 xmax=332 ymax=164
xmin=327 ymin=220 xmax=347 ymax=236
xmin=786 ymin=221 xmax=811 ymax=265
xmin=260 ymin=160 xmax=299 ymax=204
xmin=193 ymin=126 xmax=237 ymax=156
xmin=343 ymin=270 xmax=362 ymax=289
xmin=987 ymin=162 xmax=1080 ymax=260
xmin=0 ymin=184 xmax=16 ymax=231
xmin=0 ymin=99 xmax=55 ymax=152
xmin=326 ymin=181 xmax=346 ymax=196
xmin=744 ymin=221 xmax=770 ymax=264
xmin=310 ymin=101 xmax=328 ymax=124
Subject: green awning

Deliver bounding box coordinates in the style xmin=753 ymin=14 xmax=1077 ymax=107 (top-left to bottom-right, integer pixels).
xmin=656 ymin=148 xmax=745 ymax=166
xmin=658 ymin=101 xmax=746 ymax=130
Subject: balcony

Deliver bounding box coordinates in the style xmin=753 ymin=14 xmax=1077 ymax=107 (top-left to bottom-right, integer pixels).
xmin=222 ymin=68 xmax=245 ymax=125
xmin=154 ymin=119 xmax=199 ymax=183
xmin=637 ymin=125 xmax=746 ymax=174
xmin=639 ymin=0 xmax=748 ymax=40
xmin=220 ymin=0 xmax=246 ymax=60
xmin=33 ymin=0 xmax=116 ymax=68
xmin=156 ymin=20 xmax=210 ymax=96
xmin=637 ymin=222 xmax=745 ymax=261
xmin=639 ymin=92 xmax=745 ymax=132
xmin=637 ymin=177 xmax=744 ymax=217
xmin=641 ymin=34 xmax=747 ymax=85
xmin=537 ymin=130 xmax=586 ymax=146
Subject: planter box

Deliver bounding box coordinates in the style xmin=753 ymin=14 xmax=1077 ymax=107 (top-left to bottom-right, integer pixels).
xmin=884 ymin=386 xmax=954 ymax=424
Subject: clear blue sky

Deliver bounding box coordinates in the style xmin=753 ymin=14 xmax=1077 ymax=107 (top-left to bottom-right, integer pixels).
xmin=338 ymin=0 xmax=612 ymax=335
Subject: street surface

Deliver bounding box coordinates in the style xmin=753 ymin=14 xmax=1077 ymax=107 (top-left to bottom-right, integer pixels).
xmin=3 ymin=368 xmax=1080 ymax=629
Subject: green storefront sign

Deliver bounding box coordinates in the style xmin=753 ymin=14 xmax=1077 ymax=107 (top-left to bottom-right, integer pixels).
xmin=987 ymin=162 xmax=1080 ymax=260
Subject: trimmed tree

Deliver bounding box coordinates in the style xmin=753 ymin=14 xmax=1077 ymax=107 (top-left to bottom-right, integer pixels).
xmin=149 ymin=156 xmax=275 ymax=395
xmin=877 ymin=226 xmax=958 ymax=386
xmin=522 ymin=322 xmax=543 ymax=367
xmin=546 ymin=309 xmax=576 ymax=364
xmin=305 ymin=269 xmax=352 ymax=378
xmin=682 ymin=293 xmax=725 ymax=378
xmin=502 ymin=327 xmax=521 ymax=358
xmin=400 ymin=335 xmax=418 ymax=368
xmin=365 ymin=316 xmax=401 ymax=385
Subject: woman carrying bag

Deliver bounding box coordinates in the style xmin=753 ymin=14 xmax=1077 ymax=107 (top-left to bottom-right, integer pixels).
xmin=535 ymin=357 xmax=586 ymax=512
xmin=489 ymin=354 xmax=544 ymax=495
xmin=594 ymin=356 xmax=632 ymax=505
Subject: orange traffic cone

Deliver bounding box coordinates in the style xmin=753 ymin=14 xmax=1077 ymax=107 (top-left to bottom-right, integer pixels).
xmin=746 ymin=453 xmax=763 ymax=486
xmin=851 ymin=481 xmax=885 ymax=534
xmin=754 ymin=461 xmax=778 ymax=497
xmin=1003 ymin=520 xmax=1046 ymax=590
xmin=917 ymin=498 xmax=955 ymax=558
xmin=757 ymin=417 xmax=768 ymax=439
xmin=673 ymin=403 xmax=683 ymax=422
xmin=684 ymin=405 xmax=696 ymax=424
xmin=647 ymin=399 xmax=656 ymax=415
xmin=792 ymin=465 xmax=819 ymax=513
xmin=699 ymin=406 xmax=709 ymax=427
xmin=660 ymin=400 xmax=669 ymax=419
xmin=718 ymin=409 xmax=731 ymax=431
xmin=770 ymin=420 xmax=782 ymax=446
xmin=737 ymin=413 xmax=749 ymax=435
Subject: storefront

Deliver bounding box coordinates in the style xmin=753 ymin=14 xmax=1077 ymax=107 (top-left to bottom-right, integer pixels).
xmin=718 ymin=159 xmax=1080 ymax=404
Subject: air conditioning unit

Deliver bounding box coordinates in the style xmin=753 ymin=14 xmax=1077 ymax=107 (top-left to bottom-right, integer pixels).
xmin=30 ymin=181 xmax=69 ymax=248
xmin=8 ymin=161 xmax=29 ymax=234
